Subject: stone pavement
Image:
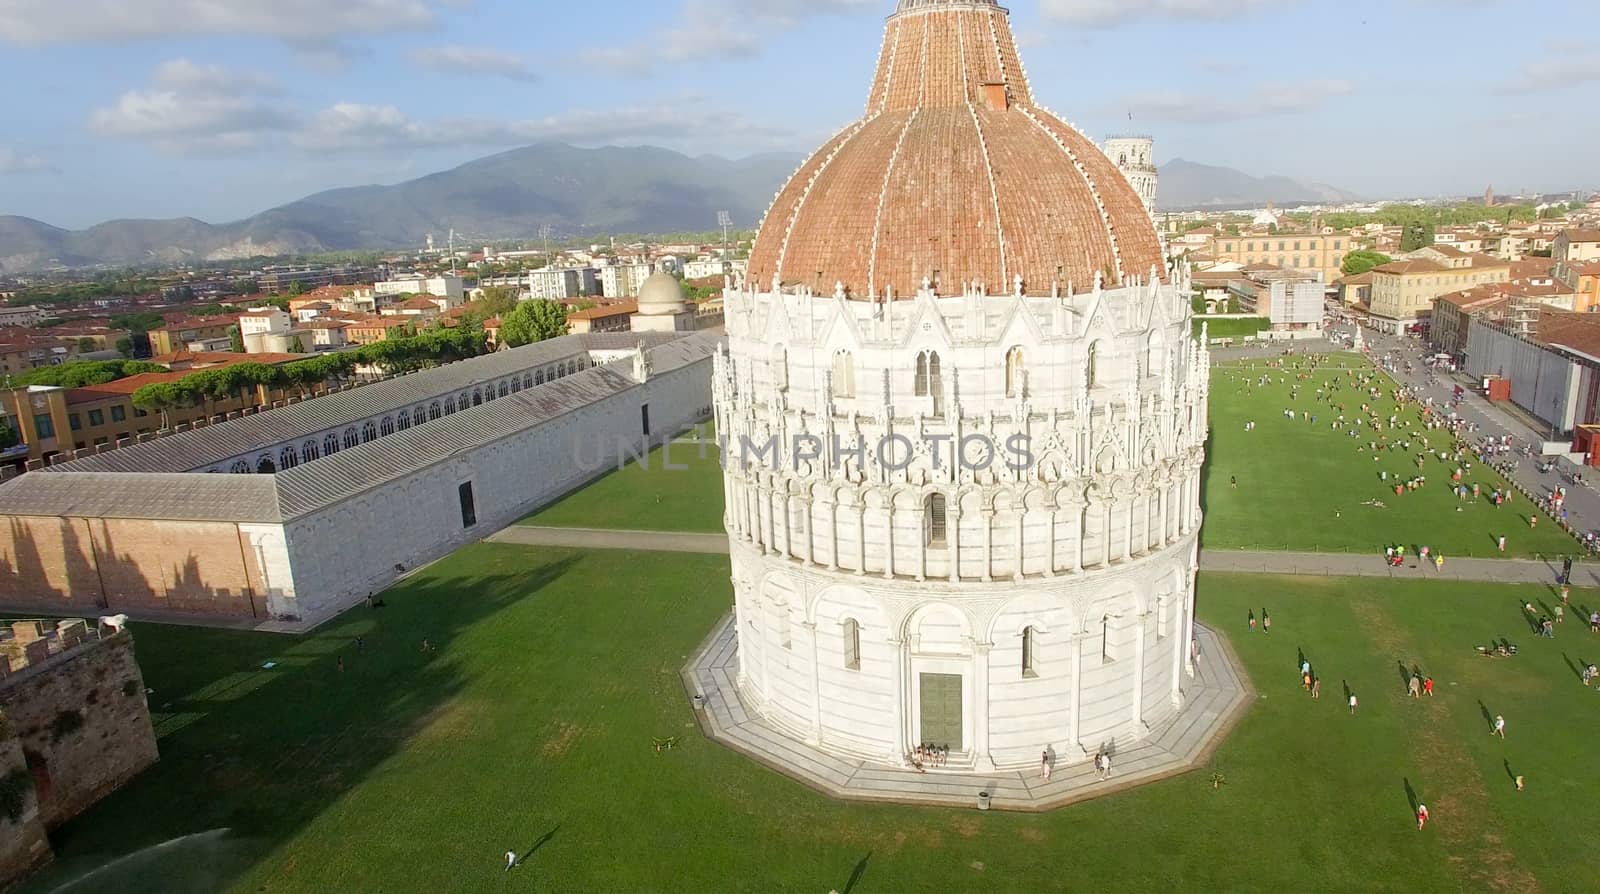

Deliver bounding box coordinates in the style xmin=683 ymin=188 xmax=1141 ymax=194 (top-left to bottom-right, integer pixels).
xmin=494 ymin=525 xmax=1584 ymax=586
xmin=681 ymin=615 xmax=1252 ymax=811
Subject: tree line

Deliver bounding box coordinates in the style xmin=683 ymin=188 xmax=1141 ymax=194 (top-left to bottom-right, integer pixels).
xmin=129 ymin=326 xmax=489 ymax=427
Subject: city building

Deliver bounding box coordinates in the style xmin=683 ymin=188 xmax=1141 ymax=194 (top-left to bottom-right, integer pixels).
xmin=1463 ymin=309 xmax=1600 ymax=438
xmin=600 ymin=263 xmax=652 ymax=298
xmin=1205 ymin=232 xmax=1351 ymax=284
xmin=1103 ymin=135 xmax=1158 ymax=217
xmin=713 ymin=0 xmax=1212 ymax=777
xmin=374 ymin=274 xmax=465 ymax=307
xmin=146 ymin=314 xmax=240 ymax=356
xmin=630 ymin=273 xmax=699 ymax=333
xmin=566 ymin=301 xmax=637 ymax=334
xmin=0 ymin=307 xmax=44 ymax=328
xmin=1366 ymin=252 xmax=1511 ymax=335
xmin=0 ymin=332 xmax=714 ymax=628
xmin=1557 ymin=260 xmax=1600 ymax=313
xmin=1554 ymin=229 xmax=1600 ymax=264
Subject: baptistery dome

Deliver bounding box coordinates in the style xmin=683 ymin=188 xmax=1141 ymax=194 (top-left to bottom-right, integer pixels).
xmin=708 ymin=0 xmax=1211 ymax=780
xmin=747 ymin=0 xmax=1165 ymax=300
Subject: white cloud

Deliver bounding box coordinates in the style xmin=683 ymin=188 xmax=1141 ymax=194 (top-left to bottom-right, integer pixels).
xmin=0 ymin=146 xmax=51 ymax=174
xmin=409 ymin=45 xmax=538 ymax=82
xmin=87 ymin=60 xmax=293 ymax=153
xmin=1123 ymin=79 xmax=1352 ymax=123
xmin=1042 ymin=0 xmax=1281 ymax=27
xmin=1497 ymin=52 xmax=1600 ymax=94
xmin=291 ymin=101 xmax=790 ymax=152
xmin=1196 ymin=58 xmax=1245 ymax=75
xmin=578 ymin=0 xmax=869 ymax=76
xmin=0 ymin=0 xmax=443 ymax=43
xmin=88 ymin=62 xmax=789 ymax=156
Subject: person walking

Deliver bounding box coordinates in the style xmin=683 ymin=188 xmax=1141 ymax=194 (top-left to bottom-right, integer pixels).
xmin=1408 ymin=675 xmax=1421 ymax=698
xmin=1555 ymin=603 xmax=1565 ymax=625
xmin=1262 ymin=610 xmax=1272 ymax=634
xmin=1349 ymin=692 xmax=1359 ymax=715
xmin=1040 ymin=750 xmax=1052 ymax=782
xmin=1416 ymin=803 xmax=1429 ymax=831
xmin=1498 ymin=535 xmax=1507 ymax=553
xmin=505 ymin=850 xmax=518 ymax=872
xmin=1493 ymin=714 xmax=1506 ymax=739
xmin=1435 ymin=554 xmax=1445 ymax=572
xmin=1248 ymin=610 xmax=1257 ymax=633
xmin=1311 ymin=677 xmax=1322 ymax=699
xmin=1423 ymin=677 xmax=1434 ymax=697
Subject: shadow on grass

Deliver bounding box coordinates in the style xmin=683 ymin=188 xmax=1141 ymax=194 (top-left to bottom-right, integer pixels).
xmin=842 ymin=850 xmax=871 ymax=894
xmin=521 ymin=825 xmax=560 ymax=864
xmin=1403 ymin=777 xmax=1419 ymax=816
xmin=22 ymin=551 xmax=584 ymax=894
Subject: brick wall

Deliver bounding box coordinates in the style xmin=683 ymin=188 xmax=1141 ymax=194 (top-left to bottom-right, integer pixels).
xmin=0 ymin=632 xmax=158 ymax=827
xmin=0 ymin=517 xmax=263 ymax=619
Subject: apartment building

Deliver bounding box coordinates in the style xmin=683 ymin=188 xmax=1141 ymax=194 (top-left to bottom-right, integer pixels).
xmin=1205 ymin=232 xmax=1353 ymax=283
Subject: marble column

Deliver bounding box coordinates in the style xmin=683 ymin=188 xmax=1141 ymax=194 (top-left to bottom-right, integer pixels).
xmin=972 ymin=641 xmax=994 ymax=770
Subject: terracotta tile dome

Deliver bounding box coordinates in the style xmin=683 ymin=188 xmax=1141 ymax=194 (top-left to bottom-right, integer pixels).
xmin=748 ymin=0 xmax=1165 ymax=299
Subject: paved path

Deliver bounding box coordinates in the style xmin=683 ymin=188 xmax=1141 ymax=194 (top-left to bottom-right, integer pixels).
xmin=493 ymin=525 xmax=1588 ymax=586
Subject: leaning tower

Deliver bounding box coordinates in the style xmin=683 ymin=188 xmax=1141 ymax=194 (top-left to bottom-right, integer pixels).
xmin=712 ymin=0 xmax=1209 ymax=773
xmin=1104 ymin=135 xmax=1159 ymax=217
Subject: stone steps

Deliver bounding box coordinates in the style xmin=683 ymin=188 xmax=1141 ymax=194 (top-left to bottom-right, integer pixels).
xmin=681 ymin=619 xmax=1252 ymax=811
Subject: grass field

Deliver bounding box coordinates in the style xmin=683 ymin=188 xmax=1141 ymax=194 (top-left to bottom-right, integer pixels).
xmin=519 ymin=423 xmax=725 ymax=533
xmin=1201 ymin=356 xmax=1578 ymax=558
xmin=1192 ymin=316 xmax=1270 ymax=340
xmin=26 ymin=547 xmax=1600 ymax=893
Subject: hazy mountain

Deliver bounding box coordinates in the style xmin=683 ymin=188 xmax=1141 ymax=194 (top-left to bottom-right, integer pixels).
xmin=0 ymin=143 xmax=804 ymax=273
xmin=1157 ymin=159 xmax=1361 ymax=210
xmin=1 ymin=145 xmax=1364 ymax=273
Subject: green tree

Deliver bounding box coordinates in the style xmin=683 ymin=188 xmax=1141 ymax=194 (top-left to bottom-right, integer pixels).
xmin=469 ymin=286 xmax=520 ymax=321
xmin=287 ymin=280 xmax=305 ymax=297
xmin=76 ymin=337 xmax=97 ymax=354
xmin=114 ymin=337 xmax=134 ymax=358
xmin=229 ymin=325 xmax=245 ymax=354
xmin=287 ymin=336 xmax=307 ymax=354
xmin=1400 ymin=221 xmax=1435 ymax=252
xmin=0 ymin=422 xmax=18 ymax=451
xmin=1340 ymin=250 xmax=1392 ymax=277
xmin=498 ymin=299 xmax=569 ymax=348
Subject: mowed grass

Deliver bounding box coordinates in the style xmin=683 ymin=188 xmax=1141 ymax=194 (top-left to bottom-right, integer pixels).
xmin=520 ymin=423 xmax=725 ymax=533
xmin=28 ymin=546 xmax=1600 ymax=893
xmin=1202 ymin=356 xmax=1578 ymax=558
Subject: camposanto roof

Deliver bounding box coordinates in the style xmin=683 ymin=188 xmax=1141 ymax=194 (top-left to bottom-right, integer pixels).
xmin=0 ymin=332 xmax=720 ymax=524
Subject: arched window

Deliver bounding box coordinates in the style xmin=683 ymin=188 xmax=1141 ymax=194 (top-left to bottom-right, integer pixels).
xmin=380 ymin=416 xmax=395 ymax=437
xmin=279 ymin=445 xmax=298 ymax=470
xmin=570 ymin=360 xmax=578 ymax=375
xmin=498 ymin=381 xmax=509 ymax=398
xmin=831 ymin=350 xmax=855 ymax=398
xmin=1144 ymin=332 xmax=1163 ymax=381
xmin=1087 ymin=341 xmax=1103 ymax=389
xmin=523 ymin=373 xmax=533 ymax=389
xmin=324 ymin=433 xmax=340 ymax=455
xmin=444 ymin=397 xmax=456 ymax=415
xmin=472 ymin=389 xmax=483 ymax=406
xmin=1101 ymin=615 xmax=1113 ymax=663
xmin=397 ymin=413 xmax=411 ymax=431
xmin=414 ymin=407 xmax=426 ymax=426
xmin=1022 ymin=626 xmax=1038 ymax=678
xmin=302 ymin=439 xmax=319 ymax=462
xmin=361 ymin=421 xmax=377 ymax=443
xmin=256 ymin=455 xmax=276 ymax=474
xmin=914 ymin=351 xmax=944 ymax=415
xmin=510 ymin=377 xmax=522 ymax=393
xmin=924 ymin=493 xmax=948 ymax=547
xmin=230 ymin=460 xmax=250 ymax=474
xmin=843 ymin=618 xmax=861 ymax=670
xmin=343 ymin=427 xmax=359 ymax=449
xmin=429 ymin=401 xmax=442 ymax=421
xmin=1005 ymin=346 xmax=1026 ymax=398
xmin=535 ymin=370 xmax=545 ymax=385
xmin=459 ymin=391 xmax=470 ymax=408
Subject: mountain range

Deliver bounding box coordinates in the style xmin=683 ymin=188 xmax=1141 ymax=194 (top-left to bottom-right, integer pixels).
xmin=0 ymin=145 xmax=1359 ymax=273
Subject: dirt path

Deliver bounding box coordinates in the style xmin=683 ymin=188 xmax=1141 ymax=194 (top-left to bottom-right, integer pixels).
xmin=1352 ymin=595 xmax=1540 ymax=893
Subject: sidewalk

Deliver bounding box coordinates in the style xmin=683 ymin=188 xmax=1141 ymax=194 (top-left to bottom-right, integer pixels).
xmin=496 ymin=526 xmax=1585 ymax=587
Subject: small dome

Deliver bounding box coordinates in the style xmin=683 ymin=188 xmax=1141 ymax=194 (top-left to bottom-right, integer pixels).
xmin=638 ymin=271 xmax=687 ymax=315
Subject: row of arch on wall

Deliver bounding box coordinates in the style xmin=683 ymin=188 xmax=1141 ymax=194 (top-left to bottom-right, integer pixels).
xmin=792 ymin=332 xmax=1173 ymax=407
xmin=222 ymin=355 xmax=593 ymax=474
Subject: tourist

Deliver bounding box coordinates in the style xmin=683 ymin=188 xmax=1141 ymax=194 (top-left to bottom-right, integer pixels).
xmin=1498 ymin=535 xmax=1507 ymax=553
xmin=505 ymin=850 xmax=518 ymax=872
xmin=1101 ymin=753 xmax=1113 ymax=779
xmin=1303 ymin=671 xmax=1312 ymax=691
xmin=1301 ymin=658 xmax=1311 ymax=678
xmin=1555 ymin=604 xmax=1565 ymax=625
xmin=1561 ymin=584 xmax=1571 ymax=605
xmin=1422 ymin=677 xmax=1434 ymax=696
xmin=1515 ymin=775 xmax=1525 ymax=791
xmin=1493 ymin=714 xmax=1506 ymax=738
xmin=1262 ymin=610 xmax=1271 ymax=634
xmin=1407 ymin=675 xmax=1420 ymax=698
xmin=1591 ymin=611 xmax=1600 ymax=633
xmin=421 ymin=638 xmax=435 ymax=653
xmin=1230 ymin=475 xmax=1237 ymax=488
xmin=1349 ymin=693 xmax=1358 ymax=715
xmin=1093 ymin=752 xmax=1105 ymax=779
xmin=1248 ymin=610 xmax=1256 ymax=633
xmin=1435 ymin=554 xmax=1445 ymax=572
xmin=1416 ymin=803 xmax=1429 ymax=831
xmin=1040 ymin=750 xmax=1051 ymax=782
xmin=1311 ymin=677 xmax=1321 ymax=699
xmin=1562 ymin=556 xmax=1574 ymax=583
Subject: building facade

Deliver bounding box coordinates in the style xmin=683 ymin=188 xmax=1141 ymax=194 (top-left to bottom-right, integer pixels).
xmin=1103 ymin=136 xmax=1158 ymax=217
xmin=1206 ymin=233 xmax=1352 ymax=284
xmin=1367 ymin=252 xmax=1511 ymax=334
xmin=718 ymin=0 xmax=1207 ymax=773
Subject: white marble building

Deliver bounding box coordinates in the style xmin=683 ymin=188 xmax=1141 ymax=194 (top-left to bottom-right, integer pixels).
xmin=712 ymin=0 xmax=1211 ymax=773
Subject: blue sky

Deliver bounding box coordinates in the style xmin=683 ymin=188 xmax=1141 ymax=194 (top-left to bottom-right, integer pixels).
xmin=0 ymin=0 xmax=1595 ymax=229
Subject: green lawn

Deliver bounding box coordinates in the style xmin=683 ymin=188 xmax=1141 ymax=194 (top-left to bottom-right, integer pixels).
xmin=520 ymin=423 xmax=725 ymax=533
xmin=28 ymin=546 xmax=1600 ymax=892
xmin=1193 ymin=316 xmax=1270 ymax=340
xmin=1202 ymin=356 xmax=1578 ymax=558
